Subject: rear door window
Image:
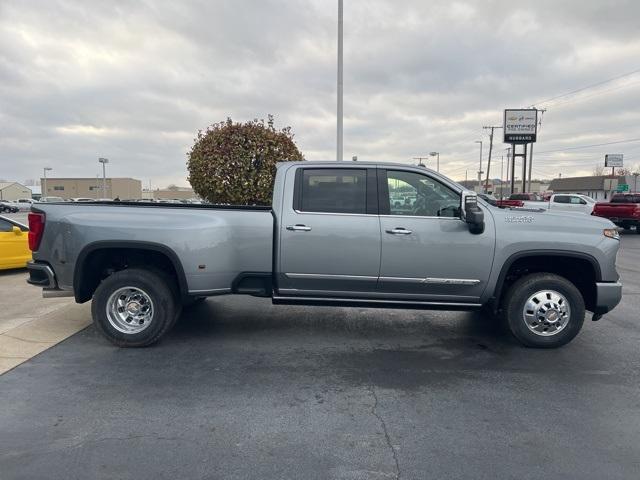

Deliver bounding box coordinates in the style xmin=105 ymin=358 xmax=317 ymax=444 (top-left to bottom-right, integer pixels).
xmin=297 ymin=169 xmax=367 ymax=214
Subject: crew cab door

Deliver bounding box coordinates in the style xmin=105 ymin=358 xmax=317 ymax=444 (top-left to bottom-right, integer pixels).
xmin=377 ymin=168 xmax=495 ymax=303
xmin=277 ymin=167 xmax=381 ymax=295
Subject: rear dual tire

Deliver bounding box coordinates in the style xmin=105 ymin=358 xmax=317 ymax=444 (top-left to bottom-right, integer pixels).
xmin=502 ymin=273 xmax=585 ymax=348
xmin=91 ymin=268 xmax=179 ymax=347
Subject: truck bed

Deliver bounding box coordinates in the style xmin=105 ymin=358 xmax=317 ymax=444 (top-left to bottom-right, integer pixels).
xmin=31 ymin=202 xmax=274 ymax=295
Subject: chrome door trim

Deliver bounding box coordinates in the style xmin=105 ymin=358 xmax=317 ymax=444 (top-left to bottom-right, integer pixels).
xmin=284 ymin=273 xmax=378 ymax=281
xmin=293 ymin=209 xmax=376 ymax=217
xmin=424 ymin=277 xmax=481 ymax=285
xmin=379 ymin=276 xmax=480 ymax=285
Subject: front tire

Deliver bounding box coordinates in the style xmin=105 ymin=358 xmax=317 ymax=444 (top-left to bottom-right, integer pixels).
xmin=503 ymin=273 xmax=585 ymax=348
xmin=91 ymin=268 xmax=179 ymax=347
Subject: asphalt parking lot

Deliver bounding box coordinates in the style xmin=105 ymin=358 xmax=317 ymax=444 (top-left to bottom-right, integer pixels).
xmin=1 ymin=232 xmax=639 ymax=479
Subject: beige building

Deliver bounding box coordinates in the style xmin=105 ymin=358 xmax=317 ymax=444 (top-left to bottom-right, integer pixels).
xmin=40 ymin=177 xmax=142 ymax=200
xmin=0 ymin=182 xmax=32 ymax=201
xmin=153 ymin=186 xmax=196 ymax=201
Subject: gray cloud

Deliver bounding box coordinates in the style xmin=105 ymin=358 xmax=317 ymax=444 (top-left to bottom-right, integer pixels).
xmin=1 ymin=0 xmax=639 ymax=187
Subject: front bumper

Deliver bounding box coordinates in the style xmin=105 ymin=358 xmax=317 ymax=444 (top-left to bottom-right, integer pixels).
xmin=594 ymin=281 xmax=623 ymax=314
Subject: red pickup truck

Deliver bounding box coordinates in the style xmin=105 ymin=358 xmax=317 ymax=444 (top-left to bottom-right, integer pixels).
xmin=592 ymin=193 xmax=640 ymax=232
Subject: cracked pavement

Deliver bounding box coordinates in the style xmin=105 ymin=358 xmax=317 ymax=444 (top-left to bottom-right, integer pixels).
xmin=1 ymin=231 xmax=639 ymax=479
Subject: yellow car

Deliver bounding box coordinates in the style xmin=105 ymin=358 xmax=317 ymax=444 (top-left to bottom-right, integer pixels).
xmin=0 ymin=215 xmax=32 ymax=270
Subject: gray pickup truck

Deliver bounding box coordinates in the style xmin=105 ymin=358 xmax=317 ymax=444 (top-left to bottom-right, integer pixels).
xmin=26 ymin=161 xmax=622 ymax=348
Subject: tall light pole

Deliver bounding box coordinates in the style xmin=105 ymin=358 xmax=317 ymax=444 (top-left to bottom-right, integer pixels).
xmin=429 ymin=152 xmax=440 ymax=172
xmin=475 ymin=141 xmax=483 ymax=193
xmin=98 ymin=158 xmax=109 ymax=198
xmin=336 ymin=0 xmax=344 ymax=161
xmin=633 ymin=172 xmax=639 ymax=193
xmin=43 ymin=167 xmax=52 ymax=200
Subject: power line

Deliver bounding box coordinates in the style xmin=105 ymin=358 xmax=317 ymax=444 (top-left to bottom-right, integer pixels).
xmin=530 ymin=67 xmax=640 ymax=107
xmin=533 ymin=137 xmax=640 ymax=155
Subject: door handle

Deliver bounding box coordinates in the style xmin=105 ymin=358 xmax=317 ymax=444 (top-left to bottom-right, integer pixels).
xmin=286 ymin=224 xmax=312 ymax=231
xmin=386 ymin=228 xmax=412 ymax=235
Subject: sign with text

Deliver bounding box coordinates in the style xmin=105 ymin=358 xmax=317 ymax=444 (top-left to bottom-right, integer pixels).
xmin=605 ymin=154 xmax=623 ymax=167
xmin=504 ymin=109 xmax=538 ymax=143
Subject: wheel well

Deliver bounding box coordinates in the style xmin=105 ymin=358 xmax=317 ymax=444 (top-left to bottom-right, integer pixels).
xmin=74 ymin=247 xmax=186 ymax=303
xmin=495 ymin=255 xmax=598 ymax=312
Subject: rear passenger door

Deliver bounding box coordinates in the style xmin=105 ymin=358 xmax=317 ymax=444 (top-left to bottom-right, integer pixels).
xmin=277 ymin=167 xmax=381 ymax=296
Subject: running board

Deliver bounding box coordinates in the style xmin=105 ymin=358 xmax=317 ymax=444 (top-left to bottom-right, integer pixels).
xmin=272 ymin=295 xmax=482 ymax=311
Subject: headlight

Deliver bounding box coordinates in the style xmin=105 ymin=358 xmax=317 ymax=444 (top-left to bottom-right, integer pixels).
xmin=603 ymin=228 xmax=620 ymax=240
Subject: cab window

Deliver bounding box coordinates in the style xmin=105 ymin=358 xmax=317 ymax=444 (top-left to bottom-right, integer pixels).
xmin=383 ymin=170 xmax=460 ymax=217
xmin=296 ymin=168 xmax=367 ymax=214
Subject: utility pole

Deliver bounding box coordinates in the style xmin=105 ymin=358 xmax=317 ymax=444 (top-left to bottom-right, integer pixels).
xmin=98 ymin=157 xmax=109 ymax=198
xmin=474 ymin=140 xmax=483 ymax=192
xmin=528 ymin=108 xmax=545 ymax=191
xmin=482 ymin=126 xmax=502 ymax=193
xmin=429 ymin=152 xmax=440 ymax=172
xmin=336 ymin=0 xmax=343 ymax=161
xmin=413 ymin=156 xmax=429 ymax=167
xmin=500 ymin=155 xmax=504 ymax=199
xmin=43 ymin=167 xmax=52 ymax=200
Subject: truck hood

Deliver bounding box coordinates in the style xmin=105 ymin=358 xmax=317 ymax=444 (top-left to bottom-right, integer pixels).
xmin=489 ymin=204 xmax=615 ymax=229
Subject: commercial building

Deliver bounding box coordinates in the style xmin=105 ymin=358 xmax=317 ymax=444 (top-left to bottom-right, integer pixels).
xmin=548 ymin=175 xmax=639 ymax=201
xmin=0 ymin=182 xmax=32 ymax=201
xmin=458 ymin=179 xmax=550 ymax=197
xmin=152 ymin=186 xmax=196 ymax=201
xmin=39 ymin=177 xmax=142 ymax=200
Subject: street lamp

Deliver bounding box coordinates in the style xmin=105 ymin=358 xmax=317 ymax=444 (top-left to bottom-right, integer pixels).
xmin=43 ymin=167 xmax=52 ymax=200
xmin=98 ymin=158 xmax=109 ymax=198
xmin=336 ymin=0 xmax=343 ymax=161
xmin=633 ymin=172 xmax=639 ymax=193
xmin=429 ymin=152 xmax=440 ymax=172
xmin=474 ymin=141 xmax=483 ymax=193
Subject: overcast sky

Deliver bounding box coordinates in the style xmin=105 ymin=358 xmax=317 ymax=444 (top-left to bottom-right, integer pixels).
xmin=1 ymin=0 xmax=639 ymax=187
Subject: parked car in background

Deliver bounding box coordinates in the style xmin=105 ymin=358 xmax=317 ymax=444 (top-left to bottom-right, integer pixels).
xmin=27 ymin=161 xmax=622 ymax=349
xmin=0 ymin=215 xmax=31 ymax=270
xmin=548 ymin=194 xmax=596 ymax=215
xmin=0 ymin=200 xmax=19 ymax=213
xmin=71 ymin=198 xmax=95 ymax=202
xmin=495 ymin=198 xmax=525 ymax=208
xmin=508 ymin=193 xmax=546 ymax=209
xmin=15 ymin=198 xmax=36 ymax=210
xmin=592 ymin=193 xmax=640 ymax=232
xmin=39 ymin=196 xmax=64 ymax=203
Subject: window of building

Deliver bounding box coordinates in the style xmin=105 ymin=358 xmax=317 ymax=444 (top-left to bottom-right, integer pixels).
xmin=53 ymin=186 xmax=64 ymax=191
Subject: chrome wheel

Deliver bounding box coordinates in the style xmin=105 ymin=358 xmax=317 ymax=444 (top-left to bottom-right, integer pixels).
xmin=523 ymin=289 xmax=571 ymax=337
xmin=106 ymin=287 xmax=154 ymax=334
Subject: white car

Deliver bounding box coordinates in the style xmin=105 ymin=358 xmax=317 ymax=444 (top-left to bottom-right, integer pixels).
xmin=548 ymin=194 xmax=596 ymax=214
xmin=14 ymin=198 xmax=36 ymax=210
xmin=71 ymin=197 xmax=95 ymax=202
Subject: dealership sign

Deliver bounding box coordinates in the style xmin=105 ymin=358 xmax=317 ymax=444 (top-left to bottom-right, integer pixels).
xmin=605 ymin=154 xmax=623 ymax=167
xmin=503 ymin=109 xmax=538 ymax=143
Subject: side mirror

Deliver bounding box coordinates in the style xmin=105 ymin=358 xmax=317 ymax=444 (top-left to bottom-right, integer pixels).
xmin=12 ymin=226 xmax=23 ymax=235
xmin=461 ymin=191 xmax=485 ymax=234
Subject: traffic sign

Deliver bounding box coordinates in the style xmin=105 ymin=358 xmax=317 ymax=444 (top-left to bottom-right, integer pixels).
xmin=616 ymin=184 xmax=629 ymax=192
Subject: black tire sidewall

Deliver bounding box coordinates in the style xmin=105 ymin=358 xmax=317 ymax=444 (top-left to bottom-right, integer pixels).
xmin=92 ymin=269 xmax=177 ymax=347
xmin=505 ymin=274 xmax=585 ymax=348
